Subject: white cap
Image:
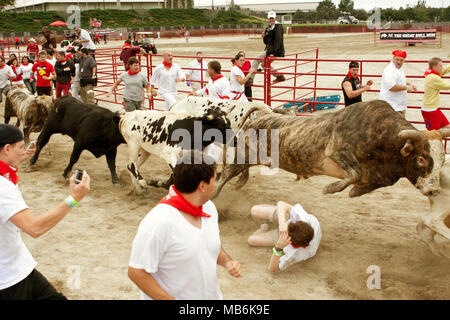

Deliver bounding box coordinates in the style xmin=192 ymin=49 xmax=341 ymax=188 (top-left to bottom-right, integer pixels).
xmin=268 ymin=11 xmax=276 ymax=19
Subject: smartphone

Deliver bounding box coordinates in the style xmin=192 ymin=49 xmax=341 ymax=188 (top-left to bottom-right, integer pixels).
xmin=74 ymin=169 xmax=83 ymax=184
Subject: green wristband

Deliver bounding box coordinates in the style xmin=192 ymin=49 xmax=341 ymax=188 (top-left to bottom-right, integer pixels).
xmin=64 ymin=195 xmax=78 ymax=209
xmin=273 ymin=247 xmax=283 ymax=257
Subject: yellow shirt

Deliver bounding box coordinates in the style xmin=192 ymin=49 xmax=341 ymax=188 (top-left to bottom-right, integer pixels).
xmin=423 ymin=65 xmax=450 ymax=110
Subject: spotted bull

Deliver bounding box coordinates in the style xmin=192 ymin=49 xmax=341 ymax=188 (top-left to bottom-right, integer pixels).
xmin=119 ymin=108 xmax=233 ymax=194
xmin=214 ymin=100 xmax=450 ymax=198
xmin=4 ymin=87 xmax=53 ymax=143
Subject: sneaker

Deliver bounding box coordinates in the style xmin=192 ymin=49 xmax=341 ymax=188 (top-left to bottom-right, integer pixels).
xmin=272 ymin=75 xmax=286 ymax=84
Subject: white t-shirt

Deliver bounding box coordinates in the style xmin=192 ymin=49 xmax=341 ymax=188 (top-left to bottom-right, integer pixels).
xmin=0 ymin=175 xmax=37 ymax=290
xmin=129 ymin=201 xmax=223 ymax=300
xmin=79 ymin=29 xmax=96 ymax=50
xmin=0 ymin=65 xmax=15 ymax=88
xmin=150 ymin=63 xmax=185 ymax=95
xmin=230 ymin=65 xmax=247 ymax=101
xmin=185 ymin=59 xmax=208 ymax=82
xmin=379 ymin=61 xmax=407 ymax=112
xmin=279 ymin=204 xmax=322 ymax=271
xmin=19 ymin=63 xmax=33 ymax=80
xmin=196 ymin=75 xmax=232 ymax=100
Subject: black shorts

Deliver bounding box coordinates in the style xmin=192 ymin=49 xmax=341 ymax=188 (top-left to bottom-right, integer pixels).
xmin=0 ymin=269 xmax=66 ymax=300
xmin=36 ymin=86 xmax=51 ymax=96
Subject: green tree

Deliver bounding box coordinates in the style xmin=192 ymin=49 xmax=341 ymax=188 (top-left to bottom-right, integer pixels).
xmin=338 ymin=0 xmax=354 ymax=13
xmin=0 ymin=0 xmax=15 ymax=10
xmin=317 ymin=0 xmax=338 ymax=20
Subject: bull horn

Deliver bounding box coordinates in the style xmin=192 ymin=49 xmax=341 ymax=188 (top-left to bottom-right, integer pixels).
xmin=438 ymin=128 xmax=450 ymax=139
xmin=237 ymin=106 xmax=266 ymax=129
xmin=205 ymin=114 xmax=214 ymax=121
xmin=398 ymin=129 xmax=423 ymax=142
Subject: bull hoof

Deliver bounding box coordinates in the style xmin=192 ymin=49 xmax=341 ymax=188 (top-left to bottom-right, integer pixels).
xmin=322 ymin=182 xmax=341 ymax=195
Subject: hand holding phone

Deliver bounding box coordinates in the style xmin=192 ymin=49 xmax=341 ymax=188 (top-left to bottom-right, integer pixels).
xmin=74 ymin=169 xmax=83 ymax=184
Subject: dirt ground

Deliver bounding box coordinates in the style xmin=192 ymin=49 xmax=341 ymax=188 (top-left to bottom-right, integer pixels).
xmin=4 ymin=32 xmax=450 ymax=300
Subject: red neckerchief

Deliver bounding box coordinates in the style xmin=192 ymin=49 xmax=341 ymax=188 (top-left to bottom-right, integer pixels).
xmin=234 ymin=63 xmax=245 ymax=72
xmin=211 ymin=74 xmax=224 ymax=82
xmin=21 ymin=62 xmax=29 ymax=66
xmin=0 ymin=160 xmax=18 ymax=185
xmin=347 ymin=71 xmax=358 ymax=80
xmin=0 ymin=64 xmax=5 ymax=69
xmin=424 ymin=68 xmax=440 ymax=77
xmin=291 ymin=244 xmax=307 ymax=249
xmin=128 ymin=69 xmax=140 ymax=75
xmin=60 ymin=58 xmax=67 ymax=64
xmin=122 ymin=43 xmax=132 ymax=49
xmin=158 ymin=185 xmax=211 ymax=218
xmin=163 ymin=61 xmax=172 ymax=68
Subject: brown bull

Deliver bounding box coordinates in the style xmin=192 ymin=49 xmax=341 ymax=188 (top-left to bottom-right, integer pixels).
xmin=4 ymin=87 xmax=53 ymax=143
xmin=214 ymin=100 xmax=450 ymax=198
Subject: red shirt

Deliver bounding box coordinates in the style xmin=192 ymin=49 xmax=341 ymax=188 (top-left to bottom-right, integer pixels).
xmin=14 ymin=37 xmax=19 ymax=42
xmin=32 ymin=61 xmax=54 ymax=87
xmin=27 ymin=43 xmax=39 ymax=54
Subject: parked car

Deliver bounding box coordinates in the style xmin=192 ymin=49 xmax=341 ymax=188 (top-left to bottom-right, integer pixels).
xmin=338 ymin=15 xmax=359 ymax=24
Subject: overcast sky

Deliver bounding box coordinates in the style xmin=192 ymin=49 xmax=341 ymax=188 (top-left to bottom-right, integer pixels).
xmin=196 ymin=0 xmax=449 ymax=11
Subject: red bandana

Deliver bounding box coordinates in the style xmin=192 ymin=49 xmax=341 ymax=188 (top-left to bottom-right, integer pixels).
xmin=163 ymin=61 xmax=172 ymax=68
xmin=347 ymin=71 xmax=358 ymax=80
xmin=211 ymin=74 xmax=224 ymax=82
xmin=0 ymin=64 xmax=5 ymax=69
xmin=424 ymin=68 xmax=440 ymax=77
xmin=392 ymin=50 xmax=407 ymax=58
xmin=122 ymin=43 xmax=132 ymax=49
xmin=128 ymin=69 xmax=140 ymax=75
xmin=159 ymin=185 xmax=211 ymax=218
xmin=0 ymin=160 xmax=18 ymax=185
xmin=234 ymin=63 xmax=245 ymax=72
xmin=60 ymin=58 xmax=67 ymax=64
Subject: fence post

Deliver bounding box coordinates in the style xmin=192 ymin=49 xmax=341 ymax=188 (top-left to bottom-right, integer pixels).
xmin=293 ymin=53 xmax=298 ymax=106
xmin=148 ymin=53 xmax=153 ymax=110
xmin=112 ymin=52 xmax=117 ymax=104
xmin=312 ymin=48 xmax=319 ymax=112
xmin=264 ymin=56 xmax=271 ymax=106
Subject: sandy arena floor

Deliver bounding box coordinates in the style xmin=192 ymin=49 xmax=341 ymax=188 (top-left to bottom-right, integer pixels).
xmin=3 ymin=32 xmax=450 ymax=300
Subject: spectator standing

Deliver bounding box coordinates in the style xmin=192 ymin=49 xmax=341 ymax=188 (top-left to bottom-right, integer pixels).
xmin=128 ymin=151 xmax=241 ymax=300
xmin=341 ymin=61 xmax=373 ymax=107
xmin=79 ymin=48 xmax=97 ymax=104
xmin=20 ymin=56 xmax=36 ymax=95
xmin=185 ymin=51 xmax=208 ymax=95
xmin=31 ymin=51 xmax=55 ymax=96
xmin=150 ymin=52 xmax=185 ymax=111
xmin=54 ymin=51 xmax=75 ymax=99
xmin=119 ymin=41 xmax=147 ymax=71
xmin=110 ymin=57 xmax=151 ymax=112
xmin=379 ymin=50 xmax=416 ymax=118
xmin=250 ymin=11 xmax=285 ymax=84
xmin=0 ymin=123 xmax=90 ymax=300
xmin=230 ymin=53 xmax=255 ymax=101
xmin=421 ymin=57 xmax=450 ymax=130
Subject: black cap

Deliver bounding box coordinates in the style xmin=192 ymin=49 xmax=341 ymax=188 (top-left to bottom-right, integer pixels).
xmin=0 ymin=124 xmax=24 ymax=149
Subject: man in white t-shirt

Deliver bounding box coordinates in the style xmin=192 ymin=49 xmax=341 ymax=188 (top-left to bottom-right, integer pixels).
xmin=150 ymin=51 xmax=186 ymax=111
xmin=0 ymin=124 xmax=90 ymax=300
xmin=128 ymin=151 xmax=241 ymax=300
xmin=74 ymin=26 xmax=96 ymax=58
xmin=190 ymin=60 xmax=232 ymax=100
xmin=379 ymin=50 xmax=417 ymax=118
xmin=185 ymin=51 xmax=208 ymax=94
xmin=248 ymin=201 xmax=321 ymax=272
xmin=0 ymin=55 xmax=16 ymax=104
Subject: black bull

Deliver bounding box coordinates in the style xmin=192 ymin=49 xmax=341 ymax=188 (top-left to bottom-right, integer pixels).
xmin=29 ymin=96 xmax=125 ymax=184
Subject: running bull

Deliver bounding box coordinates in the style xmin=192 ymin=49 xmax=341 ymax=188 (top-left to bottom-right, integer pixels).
xmin=4 ymin=87 xmax=53 ymax=143
xmin=214 ymin=99 xmax=450 ymax=199
xmin=119 ymin=108 xmax=236 ymax=195
xmin=29 ymin=95 xmax=125 ymax=185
